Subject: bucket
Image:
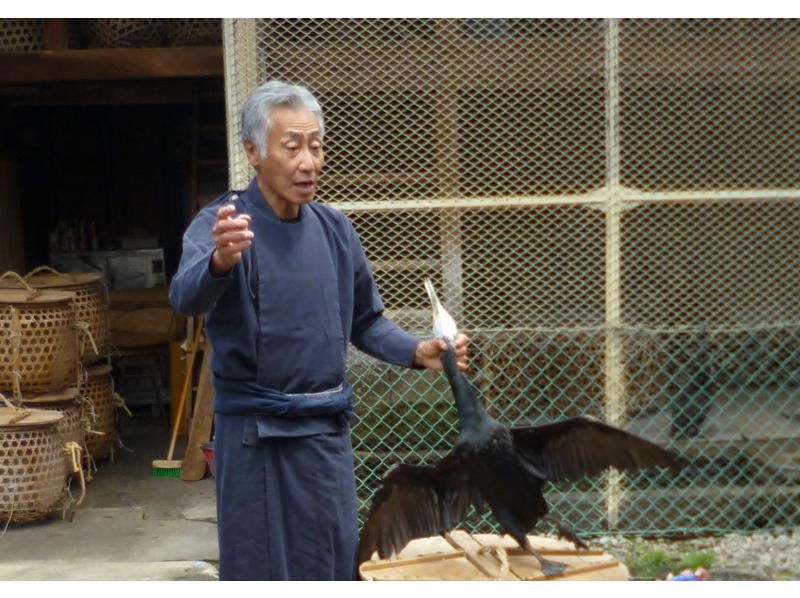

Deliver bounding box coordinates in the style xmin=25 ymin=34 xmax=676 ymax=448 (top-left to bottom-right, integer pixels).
xmin=200 ymin=441 xmax=215 ymax=477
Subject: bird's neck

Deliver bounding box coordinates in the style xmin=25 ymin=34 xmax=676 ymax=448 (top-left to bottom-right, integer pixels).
xmin=439 ymin=343 xmax=490 ymax=431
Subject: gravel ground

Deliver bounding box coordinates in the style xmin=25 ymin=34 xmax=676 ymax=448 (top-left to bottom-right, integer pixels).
xmin=591 ymin=528 xmax=799 ymax=580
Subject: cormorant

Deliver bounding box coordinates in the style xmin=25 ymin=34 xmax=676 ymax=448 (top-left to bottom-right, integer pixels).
xmin=358 ymin=279 xmax=686 ymax=575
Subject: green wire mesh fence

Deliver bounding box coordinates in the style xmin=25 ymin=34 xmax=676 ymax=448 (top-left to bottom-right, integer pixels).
xmin=223 ymin=18 xmax=800 ymax=535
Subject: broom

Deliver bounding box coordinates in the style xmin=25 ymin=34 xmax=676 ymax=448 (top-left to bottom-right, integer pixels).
xmin=152 ymin=315 xmax=204 ymax=477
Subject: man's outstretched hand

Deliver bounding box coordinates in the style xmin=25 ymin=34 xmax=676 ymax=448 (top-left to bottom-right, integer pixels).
xmin=210 ymin=203 xmax=254 ymax=276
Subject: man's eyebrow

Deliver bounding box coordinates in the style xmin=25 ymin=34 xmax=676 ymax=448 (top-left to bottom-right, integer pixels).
xmin=282 ymin=130 xmax=322 ymax=140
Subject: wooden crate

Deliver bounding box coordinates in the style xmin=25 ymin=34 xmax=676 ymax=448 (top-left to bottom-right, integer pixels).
xmin=359 ymin=530 xmax=629 ymax=581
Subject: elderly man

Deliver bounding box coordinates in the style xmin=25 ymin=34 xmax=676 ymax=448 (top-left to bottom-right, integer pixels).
xmin=169 ymin=80 xmax=468 ymax=580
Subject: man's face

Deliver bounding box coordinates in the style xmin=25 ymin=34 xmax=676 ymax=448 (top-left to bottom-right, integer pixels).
xmin=245 ymin=105 xmax=324 ymax=216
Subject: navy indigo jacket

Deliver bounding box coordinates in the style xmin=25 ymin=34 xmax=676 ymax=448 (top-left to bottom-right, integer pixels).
xmin=169 ymin=179 xmax=421 ymax=416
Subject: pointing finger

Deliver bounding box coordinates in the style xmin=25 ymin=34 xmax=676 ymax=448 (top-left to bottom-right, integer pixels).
xmin=217 ymin=204 xmax=237 ymax=219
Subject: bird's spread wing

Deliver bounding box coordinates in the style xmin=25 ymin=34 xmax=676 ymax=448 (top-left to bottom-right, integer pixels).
xmin=358 ymin=454 xmax=482 ymax=563
xmin=510 ymin=416 xmax=685 ymax=482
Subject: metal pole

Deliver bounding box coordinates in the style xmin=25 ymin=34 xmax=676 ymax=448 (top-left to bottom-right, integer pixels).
xmin=436 ymin=20 xmax=464 ymax=321
xmin=604 ymin=17 xmax=625 ymax=530
xmin=223 ymin=18 xmax=258 ymax=190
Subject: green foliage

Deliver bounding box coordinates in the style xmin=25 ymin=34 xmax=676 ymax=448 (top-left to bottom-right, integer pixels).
xmin=626 ymin=548 xmax=715 ymax=580
xmin=626 ymin=549 xmax=672 ymax=579
xmin=679 ymin=551 xmax=715 ymax=571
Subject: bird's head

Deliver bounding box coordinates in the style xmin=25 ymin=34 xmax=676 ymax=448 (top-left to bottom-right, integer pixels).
xmin=423 ymin=278 xmax=458 ymax=347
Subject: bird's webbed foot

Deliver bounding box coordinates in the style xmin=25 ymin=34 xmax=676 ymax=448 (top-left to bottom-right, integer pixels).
xmin=531 ymin=551 xmax=568 ymax=577
xmin=516 ymin=536 xmax=568 ymax=577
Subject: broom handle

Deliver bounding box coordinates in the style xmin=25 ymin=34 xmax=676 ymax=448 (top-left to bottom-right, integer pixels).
xmin=166 ymin=315 xmax=205 ymax=461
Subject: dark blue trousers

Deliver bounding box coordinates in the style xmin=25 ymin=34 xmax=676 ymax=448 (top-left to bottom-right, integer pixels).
xmin=214 ymin=413 xmax=359 ymax=580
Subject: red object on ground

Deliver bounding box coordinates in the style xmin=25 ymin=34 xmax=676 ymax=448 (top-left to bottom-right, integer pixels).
xmin=200 ymin=442 xmax=215 ymax=477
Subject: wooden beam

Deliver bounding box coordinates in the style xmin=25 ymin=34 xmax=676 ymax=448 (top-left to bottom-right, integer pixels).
xmin=0 ymin=78 xmax=204 ymax=107
xmin=43 ymin=19 xmax=67 ymax=51
xmin=0 ymin=47 xmax=223 ymax=85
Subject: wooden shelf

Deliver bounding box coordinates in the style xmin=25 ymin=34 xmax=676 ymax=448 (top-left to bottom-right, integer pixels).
xmin=0 ymin=46 xmax=223 ymax=85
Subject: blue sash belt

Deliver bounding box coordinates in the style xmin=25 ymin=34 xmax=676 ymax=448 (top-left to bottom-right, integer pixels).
xmin=213 ymin=377 xmax=353 ymax=417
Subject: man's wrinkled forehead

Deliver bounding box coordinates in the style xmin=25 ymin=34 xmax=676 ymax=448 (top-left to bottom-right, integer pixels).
xmin=270 ymin=106 xmax=322 ymax=137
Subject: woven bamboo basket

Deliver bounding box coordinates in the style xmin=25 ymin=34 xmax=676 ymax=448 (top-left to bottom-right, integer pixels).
xmin=166 ymin=18 xmax=221 ymax=46
xmin=359 ymin=530 xmax=629 ymax=581
xmin=82 ymin=18 xmax=165 ymax=48
xmin=0 ymin=268 xmax=110 ymax=364
xmin=16 ymin=387 xmax=83 ymax=476
xmin=0 ymin=406 xmax=66 ymax=523
xmin=81 ymin=363 xmax=114 ymax=460
xmin=0 ymin=287 xmax=79 ymax=396
xmin=0 ymin=19 xmax=45 ymax=53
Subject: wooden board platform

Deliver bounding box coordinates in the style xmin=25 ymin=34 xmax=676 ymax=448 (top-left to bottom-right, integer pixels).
xmin=359 ymin=530 xmax=629 ymax=581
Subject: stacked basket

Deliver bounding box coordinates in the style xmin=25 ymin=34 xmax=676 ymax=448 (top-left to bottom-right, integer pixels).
xmin=81 ymin=19 xmax=166 ymax=48
xmin=0 ymin=278 xmax=86 ymax=523
xmin=0 ymin=19 xmax=45 ymax=53
xmin=82 ymin=363 xmax=116 ymax=460
xmin=0 ymin=267 xmax=122 ymax=466
xmin=15 ymin=267 xmax=111 ymax=365
xmin=15 ymin=387 xmax=82 ymax=476
xmin=0 ymin=406 xmax=69 ymax=523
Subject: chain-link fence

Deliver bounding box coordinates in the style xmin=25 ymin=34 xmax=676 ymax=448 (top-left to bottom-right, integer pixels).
xmin=222 ymin=19 xmax=800 ymax=535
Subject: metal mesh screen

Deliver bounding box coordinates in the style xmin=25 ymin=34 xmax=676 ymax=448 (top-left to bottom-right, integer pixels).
xmin=223 ymin=18 xmax=800 ymax=535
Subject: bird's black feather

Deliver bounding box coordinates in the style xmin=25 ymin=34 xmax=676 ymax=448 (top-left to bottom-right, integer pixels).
xmin=511 ymin=416 xmax=684 ymax=482
xmin=357 ymin=454 xmax=484 ymax=563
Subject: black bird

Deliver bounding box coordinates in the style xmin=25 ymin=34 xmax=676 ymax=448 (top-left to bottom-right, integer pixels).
xmin=358 ymin=279 xmax=685 ymax=575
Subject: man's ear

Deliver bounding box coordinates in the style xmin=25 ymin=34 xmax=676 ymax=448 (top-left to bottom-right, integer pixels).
xmin=243 ymin=140 xmax=260 ymax=168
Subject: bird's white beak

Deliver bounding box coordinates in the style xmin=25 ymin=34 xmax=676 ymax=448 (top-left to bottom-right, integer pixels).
xmin=424 ymin=278 xmax=458 ymax=345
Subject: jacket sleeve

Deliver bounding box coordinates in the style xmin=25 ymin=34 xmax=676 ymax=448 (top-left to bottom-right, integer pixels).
xmin=347 ymin=220 xmax=421 ymax=368
xmin=168 ymin=208 xmax=236 ymax=316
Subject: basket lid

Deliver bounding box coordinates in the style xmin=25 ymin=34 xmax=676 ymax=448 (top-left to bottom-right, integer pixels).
xmin=0 ymin=288 xmax=76 ymax=306
xmin=86 ymin=363 xmax=113 ymax=377
xmin=0 ymin=271 xmax=103 ymax=291
xmin=359 ymin=531 xmax=630 ymax=581
xmin=0 ymin=407 xmax=64 ymax=430
xmin=18 ymin=386 xmax=80 ymax=405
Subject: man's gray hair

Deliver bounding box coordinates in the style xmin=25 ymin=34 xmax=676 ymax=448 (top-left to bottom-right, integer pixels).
xmin=240 ymin=80 xmax=324 ymax=158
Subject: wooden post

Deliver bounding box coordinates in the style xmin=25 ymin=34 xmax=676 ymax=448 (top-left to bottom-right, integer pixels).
xmin=603 ymin=18 xmax=625 ymax=530
xmin=43 ymin=19 xmax=67 ymax=51
xmin=0 ymin=161 xmax=25 ymax=273
xmin=181 ymin=338 xmax=215 ymax=481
